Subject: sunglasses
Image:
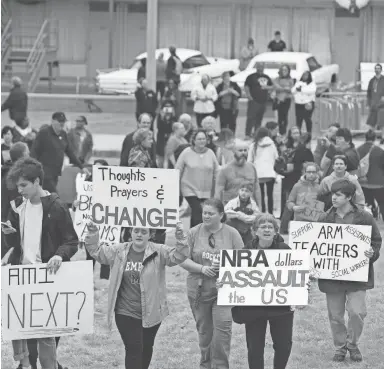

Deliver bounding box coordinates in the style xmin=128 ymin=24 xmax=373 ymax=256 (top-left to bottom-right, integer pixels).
xmin=208 ymin=234 xmax=215 ymax=249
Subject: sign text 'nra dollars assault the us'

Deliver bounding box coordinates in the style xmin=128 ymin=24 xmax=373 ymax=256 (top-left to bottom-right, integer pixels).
xmin=91 ymin=166 xmax=180 ymax=229
xmin=289 ymin=221 xmax=372 ymax=281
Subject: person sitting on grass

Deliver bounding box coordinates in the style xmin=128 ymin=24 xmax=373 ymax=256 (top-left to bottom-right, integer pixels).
xmin=317 ymin=179 xmax=381 ymax=363
xmin=224 ymin=182 xmax=260 ymax=245
xmin=84 ymin=221 xmax=188 ymax=369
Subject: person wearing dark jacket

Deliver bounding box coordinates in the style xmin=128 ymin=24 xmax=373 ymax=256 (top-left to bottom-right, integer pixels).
xmin=234 ymin=214 xmax=295 ymax=369
xmin=67 ymin=116 xmax=94 ymax=164
xmin=1 ymin=142 xmax=29 ymax=258
xmin=11 ymin=117 xmax=38 ymax=150
xmin=2 ymin=157 xmax=78 ymax=369
xmin=216 ymin=72 xmax=241 ymax=133
xmin=166 ymin=46 xmax=182 ymax=85
xmin=1 ymin=76 xmax=28 ymax=128
xmin=120 ymin=113 xmax=157 ymax=167
xmin=31 ymin=112 xmax=87 ymax=193
xmin=317 ymin=179 xmax=381 ymax=363
xmin=1 ymin=125 xmax=13 ymax=165
xmin=135 ymin=79 xmax=158 ymax=124
xmin=321 ymin=128 xmax=360 ymax=177
xmin=156 ymin=102 xmax=177 ymax=164
xmin=357 ymin=129 xmax=384 ymax=219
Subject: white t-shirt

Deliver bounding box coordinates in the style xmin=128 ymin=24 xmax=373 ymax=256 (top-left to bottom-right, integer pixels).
xmin=22 ymin=200 xmax=43 ymax=264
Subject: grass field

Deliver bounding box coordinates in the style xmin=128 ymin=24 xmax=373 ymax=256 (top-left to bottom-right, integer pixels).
xmin=2 ymin=221 xmax=383 ymax=369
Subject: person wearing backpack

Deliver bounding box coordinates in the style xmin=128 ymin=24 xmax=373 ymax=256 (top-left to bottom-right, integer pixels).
xmin=166 ymin=46 xmax=182 ymax=85
xmin=357 ymin=129 xmax=384 ymax=219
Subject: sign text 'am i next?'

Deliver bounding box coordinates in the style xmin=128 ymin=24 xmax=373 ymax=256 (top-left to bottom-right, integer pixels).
xmin=1 ymin=261 xmax=94 ymax=341
xmin=217 ymin=249 xmax=310 ymax=306
xmin=74 ymin=176 xmax=121 ymax=243
xmin=92 ymin=166 xmax=179 ymax=229
xmin=289 ymin=221 xmax=372 ymax=281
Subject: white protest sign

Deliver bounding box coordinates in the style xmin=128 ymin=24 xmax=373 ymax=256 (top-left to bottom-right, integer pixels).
xmin=295 ymin=199 xmax=325 ymax=222
xmin=92 ymin=166 xmax=179 ymax=229
xmin=1 ymin=261 xmax=94 ymax=340
xmin=74 ymin=177 xmax=122 ymax=243
xmin=217 ymin=250 xmax=310 ymax=306
xmin=289 ymin=221 xmax=371 ymax=281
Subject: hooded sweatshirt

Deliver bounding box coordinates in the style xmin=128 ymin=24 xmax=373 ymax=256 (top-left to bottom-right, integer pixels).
xmin=317 ymin=172 xmax=365 ymax=208
xmin=287 ymin=175 xmax=320 ymax=218
xmin=248 ymin=137 xmax=278 ymax=179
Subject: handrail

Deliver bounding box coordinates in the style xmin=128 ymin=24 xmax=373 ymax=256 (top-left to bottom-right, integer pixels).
xmin=1 ymin=18 xmax=12 ymax=44
xmin=27 ymin=19 xmax=48 ymax=66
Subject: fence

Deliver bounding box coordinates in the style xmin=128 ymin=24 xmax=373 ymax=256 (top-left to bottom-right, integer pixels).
xmin=312 ymin=92 xmax=369 ymax=137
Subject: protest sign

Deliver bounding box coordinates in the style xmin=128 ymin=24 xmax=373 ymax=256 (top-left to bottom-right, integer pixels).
xmin=74 ymin=177 xmax=122 ymax=243
xmin=217 ymin=250 xmax=310 ymax=306
xmin=92 ymin=166 xmax=179 ymax=229
xmin=289 ymin=221 xmax=372 ymax=281
xmin=295 ymin=199 xmax=325 ymax=222
xmin=1 ymin=261 xmax=94 ymax=340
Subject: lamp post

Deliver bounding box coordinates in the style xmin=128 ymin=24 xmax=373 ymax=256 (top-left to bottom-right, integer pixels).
xmin=146 ymin=0 xmax=158 ymax=91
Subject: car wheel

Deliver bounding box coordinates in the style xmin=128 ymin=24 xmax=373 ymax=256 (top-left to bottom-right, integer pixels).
xmin=331 ymin=74 xmax=337 ymax=84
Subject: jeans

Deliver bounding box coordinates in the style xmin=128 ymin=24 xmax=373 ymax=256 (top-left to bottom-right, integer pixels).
xmin=295 ymin=103 xmax=314 ymax=137
xmin=185 ymin=196 xmax=207 ymax=228
xmin=245 ymin=313 xmax=294 ymax=369
xmin=13 ymin=338 xmax=57 ymax=369
xmin=326 ymin=291 xmax=367 ymax=353
xmin=246 ymin=100 xmax=266 ymax=137
xmin=115 ymin=314 xmax=161 ymax=369
xmin=362 ymin=186 xmax=384 ymax=219
xmin=277 ymin=99 xmax=291 ymax=135
xmin=188 ymin=297 xmax=232 ymax=369
xmin=27 ymin=337 xmax=61 ymax=369
xmin=196 ymin=112 xmax=215 ymax=128
xmin=156 ymin=81 xmax=166 ymax=98
xmin=219 ymin=109 xmax=238 ymax=133
xmin=43 ymin=174 xmax=59 ymax=193
xmin=259 ymin=180 xmax=275 ymax=214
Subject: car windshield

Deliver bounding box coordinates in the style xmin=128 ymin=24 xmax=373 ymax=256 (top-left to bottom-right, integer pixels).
xmin=183 ymin=54 xmax=210 ymax=70
xmin=249 ymin=61 xmax=297 ymax=70
xmin=128 ymin=59 xmax=143 ymax=69
xmin=307 ymin=57 xmax=322 ymax=71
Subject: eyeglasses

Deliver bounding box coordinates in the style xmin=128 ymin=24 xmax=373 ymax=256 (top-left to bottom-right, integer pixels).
xmin=208 ymin=234 xmax=215 ymax=249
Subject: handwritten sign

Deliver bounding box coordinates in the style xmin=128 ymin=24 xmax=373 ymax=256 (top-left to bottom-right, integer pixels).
xmin=289 ymin=221 xmax=371 ymax=281
xmin=74 ymin=177 xmax=122 ymax=243
xmin=295 ymin=199 xmax=324 ymax=222
xmin=1 ymin=261 xmax=94 ymax=340
xmin=217 ymin=250 xmax=310 ymax=306
xmin=92 ymin=166 xmax=179 ymax=229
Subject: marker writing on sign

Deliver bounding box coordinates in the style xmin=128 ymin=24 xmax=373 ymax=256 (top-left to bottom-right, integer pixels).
xmin=8 ymin=267 xmax=54 ymax=286
xmin=98 ymin=167 xmax=145 ymax=184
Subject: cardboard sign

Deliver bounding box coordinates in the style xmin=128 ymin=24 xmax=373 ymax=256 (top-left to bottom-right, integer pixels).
xmin=289 ymin=221 xmax=372 ymax=281
xmin=295 ymin=199 xmax=325 ymax=222
xmin=1 ymin=261 xmax=94 ymax=340
xmin=217 ymin=250 xmax=310 ymax=306
xmin=92 ymin=166 xmax=179 ymax=229
xmin=74 ymin=177 xmax=122 ymax=243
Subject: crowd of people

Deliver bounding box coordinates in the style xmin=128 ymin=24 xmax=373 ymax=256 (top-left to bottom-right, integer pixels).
xmin=1 ymin=52 xmax=384 ymax=369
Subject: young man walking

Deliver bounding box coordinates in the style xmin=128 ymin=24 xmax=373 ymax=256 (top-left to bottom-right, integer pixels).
xmin=2 ymin=157 xmax=79 ymax=369
xmin=318 ymin=179 xmax=382 ymax=363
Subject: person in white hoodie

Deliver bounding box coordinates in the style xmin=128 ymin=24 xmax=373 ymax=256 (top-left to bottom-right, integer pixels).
xmin=191 ymin=74 xmax=218 ymax=128
xmin=317 ymin=155 xmax=365 ymax=211
xmin=247 ymin=127 xmax=278 ymax=213
xmin=291 ymin=71 xmax=317 ymax=137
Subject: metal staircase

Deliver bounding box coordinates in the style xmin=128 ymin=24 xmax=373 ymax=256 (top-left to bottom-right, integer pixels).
xmin=2 ymin=19 xmax=58 ymax=92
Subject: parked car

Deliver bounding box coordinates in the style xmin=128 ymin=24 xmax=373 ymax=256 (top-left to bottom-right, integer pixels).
xmin=230 ymin=52 xmax=339 ymax=94
xmin=95 ymin=48 xmax=240 ymax=95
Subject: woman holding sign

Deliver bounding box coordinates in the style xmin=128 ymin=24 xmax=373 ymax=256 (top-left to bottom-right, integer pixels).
xmin=179 ymin=198 xmax=244 ymax=369
xmin=83 ymin=221 xmax=188 ymax=369
xmin=234 ymin=214 xmax=294 ymax=369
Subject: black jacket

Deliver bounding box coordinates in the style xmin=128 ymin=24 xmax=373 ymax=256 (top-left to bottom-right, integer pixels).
xmin=135 ymin=87 xmax=158 ymax=117
xmin=4 ymin=193 xmax=79 ymax=265
xmin=1 ymin=86 xmax=28 ymax=123
xmin=1 ymin=162 xmax=18 ymax=222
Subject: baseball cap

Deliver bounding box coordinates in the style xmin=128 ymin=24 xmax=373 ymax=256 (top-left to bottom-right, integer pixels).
xmin=52 ymin=112 xmax=67 ymax=123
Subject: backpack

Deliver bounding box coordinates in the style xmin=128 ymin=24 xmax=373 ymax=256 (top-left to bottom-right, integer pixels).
xmin=174 ymin=57 xmax=183 ymax=75
xmin=357 ymin=145 xmax=374 ymax=180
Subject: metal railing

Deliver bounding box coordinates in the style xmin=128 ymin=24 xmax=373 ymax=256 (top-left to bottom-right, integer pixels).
xmin=312 ymin=92 xmax=369 ymax=137
xmin=1 ymin=18 xmax=12 ymax=73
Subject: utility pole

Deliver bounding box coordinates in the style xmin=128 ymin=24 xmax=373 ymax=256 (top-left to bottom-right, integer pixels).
xmin=146 ymin=0 xmax=158 ymax=91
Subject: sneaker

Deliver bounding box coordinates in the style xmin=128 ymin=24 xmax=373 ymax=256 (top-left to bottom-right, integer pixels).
xmin=332 ymin=351 xmax=346 ymax=362
xmin=348 ymin=347 xmax=363 ymax=362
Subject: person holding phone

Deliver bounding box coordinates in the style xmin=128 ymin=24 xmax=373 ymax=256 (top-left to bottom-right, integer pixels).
xmin=83 ymin=220 xmax=188 ymax=369
xmin=2 ymin=157 xmax=78 ymax=369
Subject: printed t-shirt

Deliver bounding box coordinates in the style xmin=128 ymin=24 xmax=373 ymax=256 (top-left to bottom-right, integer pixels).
xmin=22 ymin=200 xmax=43 ymax=264
xmin=187 ymin=224 xmax=244 ymax=302
xmin=244 ymin=72 xmax=273 ymax=103
xmin=115 ymin=248 xmax=145 ymax=319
